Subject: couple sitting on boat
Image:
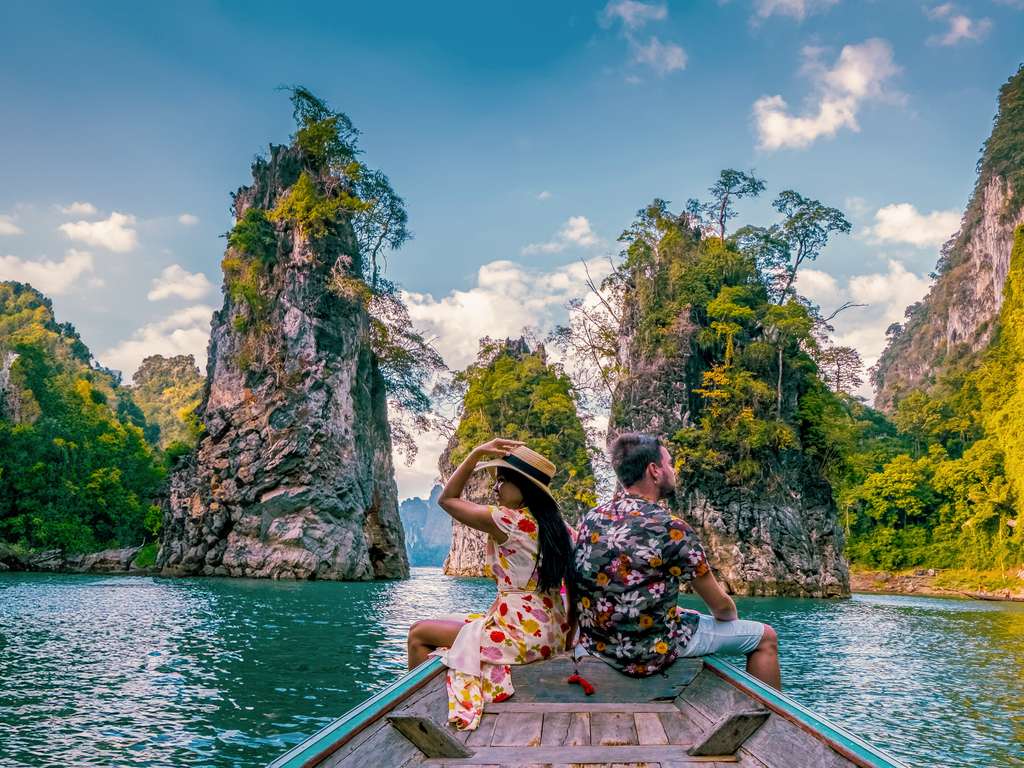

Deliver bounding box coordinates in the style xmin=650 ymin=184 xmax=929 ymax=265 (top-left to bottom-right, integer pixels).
xmin=406 ymin=433 xmax=781 ymax=731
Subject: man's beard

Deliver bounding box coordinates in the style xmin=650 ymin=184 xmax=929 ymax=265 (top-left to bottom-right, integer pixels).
xmin=658 ymin=478 xmax=677 ymax=501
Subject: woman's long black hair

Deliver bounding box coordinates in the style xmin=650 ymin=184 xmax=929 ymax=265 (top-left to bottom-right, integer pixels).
xmin=497 ymin=468 xmax=572 ymax=593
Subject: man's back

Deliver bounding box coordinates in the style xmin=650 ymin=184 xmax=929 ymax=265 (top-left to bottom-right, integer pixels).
xmin=572 ymin=491 xmax=709 ymax=676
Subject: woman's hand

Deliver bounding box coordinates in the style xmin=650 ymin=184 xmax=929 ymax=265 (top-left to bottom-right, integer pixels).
xmin=437 ymin=437 xmax=524 ymax=544
xmin=473 ymin=437 xmax=525 ymax=458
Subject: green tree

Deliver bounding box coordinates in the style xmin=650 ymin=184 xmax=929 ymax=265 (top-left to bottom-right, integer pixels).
xmin=449 ymin=339 xmax=597 ymax=520
xmin=736 ymin=190 xmax=851 ymax=304
xmin=704 ymin=169 xmax=766 ymax=239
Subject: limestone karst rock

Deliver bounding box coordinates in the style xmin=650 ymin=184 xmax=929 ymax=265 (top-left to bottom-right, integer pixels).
xmin=157 ymin=142 xmax=408 ymax=580
xmin=609 ymin=306 xmax=849 ymax=598
xmin=399 ymin=484 xmax=452 ymax=567
xmin=873 ymin=66 xmax=1024 ymax=409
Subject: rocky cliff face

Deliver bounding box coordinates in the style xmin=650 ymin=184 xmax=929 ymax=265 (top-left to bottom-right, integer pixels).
xmin=157 ymin=144 xmax=408 ymax=580
xmin=610 ymin=335 xmax=849 ymax=598
xmin=873 ymin=66 xmax=1024 ymax=409
xmin=399 ymin=484 xmax=452 ymax=567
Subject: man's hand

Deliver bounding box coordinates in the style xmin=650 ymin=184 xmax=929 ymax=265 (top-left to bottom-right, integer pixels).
xmin=691 ymin=571 xmax=738 ymax=622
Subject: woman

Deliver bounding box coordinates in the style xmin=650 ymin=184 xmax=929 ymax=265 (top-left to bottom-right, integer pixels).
xmin=406 ymin=437 xmax=575 ymax=730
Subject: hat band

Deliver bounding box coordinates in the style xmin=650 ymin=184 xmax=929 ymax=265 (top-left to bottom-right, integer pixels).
xmin=503 ymin=454 xmax=552 ymax=487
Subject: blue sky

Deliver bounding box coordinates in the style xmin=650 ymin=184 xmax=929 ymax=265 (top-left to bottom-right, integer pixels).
xmin=1 ymin=1 xmax=1021 ymax=496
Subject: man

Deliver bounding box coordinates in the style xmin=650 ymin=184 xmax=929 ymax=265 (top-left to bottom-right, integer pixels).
xmin=571 ymin=432 xmax=781 ymax=688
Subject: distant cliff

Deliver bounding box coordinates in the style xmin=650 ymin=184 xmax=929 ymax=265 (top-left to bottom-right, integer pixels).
xmin=873 ymin=66 xmax=1024 ymax=409
xmin=399 ymin=485 xmax=451 ymax=567
xmin=158 ymin=96 xmax=408 ymax=580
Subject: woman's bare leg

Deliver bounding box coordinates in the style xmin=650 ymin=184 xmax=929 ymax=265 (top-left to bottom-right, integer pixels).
xmin=407 ymin=619 xmax=464 ymax=669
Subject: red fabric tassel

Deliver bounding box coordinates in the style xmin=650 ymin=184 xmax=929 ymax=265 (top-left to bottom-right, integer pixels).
xmin=567 ymin=673 xmax=596 ymax=696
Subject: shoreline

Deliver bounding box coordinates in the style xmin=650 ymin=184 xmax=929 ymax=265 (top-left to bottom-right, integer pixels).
xmin=850 ymin=568 xmax=1024 ymax=603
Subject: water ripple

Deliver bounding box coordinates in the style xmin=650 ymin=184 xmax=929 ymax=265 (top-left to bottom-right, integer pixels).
xmin=2 ymin=571 xmax=1022 ymax=767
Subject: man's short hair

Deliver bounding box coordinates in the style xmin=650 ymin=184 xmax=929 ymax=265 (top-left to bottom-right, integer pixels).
xmin=610 ymin=432 xmax=664 ymax=487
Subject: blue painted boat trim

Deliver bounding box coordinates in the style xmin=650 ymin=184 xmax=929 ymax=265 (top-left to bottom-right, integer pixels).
xmin=266 ymin=657 xmax=444 ymax=768
xmin=705 ymin=655 xmax=910 ymax=768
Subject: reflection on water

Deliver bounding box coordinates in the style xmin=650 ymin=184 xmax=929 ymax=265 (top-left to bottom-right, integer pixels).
xmin=1 ymin=569 xmax=1022 ymax=767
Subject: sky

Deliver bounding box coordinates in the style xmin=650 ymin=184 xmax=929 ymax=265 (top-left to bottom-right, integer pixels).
xmin=1 ymin=0 xmax=1021 ymax=499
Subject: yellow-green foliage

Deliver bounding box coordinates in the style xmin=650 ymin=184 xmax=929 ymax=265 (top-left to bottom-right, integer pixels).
xmin=0 ymin=284 xmax=166 ymax=553
xmin=222 ymin=253 xmax=269 ymax=324
xmin=269 ymin=170 xmax=366 ymax=240
xmin=451 ymin=343 xmax=597 ymax=520
xmin=227 ymin=208 xmax=277 ymax=265
xmin=612 ymin=202 xmax=826 ymax=490
xmin=977 ymin=227 xmax=1024 ymax=517
xmin=129 ymin=354 xmax=204 ymax=450
xmin=844 ymin=228 xmax=1024 ymax=572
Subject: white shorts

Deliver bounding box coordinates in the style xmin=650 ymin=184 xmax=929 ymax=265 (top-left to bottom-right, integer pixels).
xmin=677 ymin=615 xmax=766 ymax=657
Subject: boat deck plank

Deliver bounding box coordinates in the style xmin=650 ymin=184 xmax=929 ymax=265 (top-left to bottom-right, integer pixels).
xmin=488 ymin=702 xmax=680 ymax=713
xmin=567 ymin=711 xmax=591 ymax=746
xmin=592 ymin=712 xmax=639 ymax=746
xmin=490 ymin=711 xmax=544 ymax=746
xmin=635 ymin=712 xmax=670 ymax=745
xmin=540 ymin=711 xmax=571 ymax=745
xmin=465 ymin=714 xmax=498 ymax=747
xmin=509 ymin=657 xmax=702 ymax=703
xmin=421 ymin=745 xmax=737 ymax=764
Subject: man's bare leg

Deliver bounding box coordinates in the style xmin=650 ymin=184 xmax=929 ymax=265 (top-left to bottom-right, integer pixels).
xmin=406 ymin=619 xmax=464 ymax=669
xmin=746 ymin=623 xmax=781 ymax=689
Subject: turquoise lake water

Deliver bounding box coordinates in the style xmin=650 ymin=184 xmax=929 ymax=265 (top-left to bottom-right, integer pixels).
xmin=1 ymin=568 xmax=1022 ymax=767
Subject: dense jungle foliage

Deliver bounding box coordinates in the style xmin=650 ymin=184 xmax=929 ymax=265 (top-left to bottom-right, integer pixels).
xmin=0 ymin=283 xmax=166 ymax=553
xmin=839 ymin=228 xmax=1024 ymax=573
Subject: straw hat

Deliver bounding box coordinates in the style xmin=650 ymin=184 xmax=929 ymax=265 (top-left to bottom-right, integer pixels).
xmin=476 ymin=445 xmax=557 ymax=502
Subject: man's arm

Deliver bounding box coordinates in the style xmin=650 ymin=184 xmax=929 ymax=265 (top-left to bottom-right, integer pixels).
xmin=691 ymin=571 xmax=738 ymax=622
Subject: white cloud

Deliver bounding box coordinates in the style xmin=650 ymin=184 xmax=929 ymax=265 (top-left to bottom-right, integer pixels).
xmin=844 ymin=196 xmax=871 ymax=217
xmin=59 ymin=211 xmax=138 ymax=252
xmin=632 ymin=36 xmax=687 ymax=74
xmin=0 ymin=216 xmax=23 ymax=236
xmin=395 ymin=427 xmax=448 ymax=499
xmin=753 ymin=0 xmax=839 ymax=21
xmin=926 ymin=4 xmax=991 ymax=46
xmin=753 ymin=38 xmax=900 ymax=151
xmin=59 ymin=202 xmax=98 ymax=216
xmin=99 ymin=304 xmax=214 ymax=379
xmin=537 ymin=190 xmax=553 ymax=201
xmin=522 ymin=216 xmax=601 ymax=255
xmin=601 ymin=0 xmax=685 ymax=77
xmin=798 ymin=260 xmax=932 ymax=397
xmin=403 ymin=256 xmax=613 ymax=371
xmin=147 ymin=264 xmax=214 ymax=301
xmin=864 ymin=203 xmax=961 ymax=247
xmin=601 ymin=0 xmax=667 ymax=29
xmin=178 ymin=213 xmax=199 ymax=226
xmin=0 ymin=249 xmax=95 ymax=296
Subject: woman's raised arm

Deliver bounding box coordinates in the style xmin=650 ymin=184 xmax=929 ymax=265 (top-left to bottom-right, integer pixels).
xmin=438 ymin=437 xmax=523 ymax=541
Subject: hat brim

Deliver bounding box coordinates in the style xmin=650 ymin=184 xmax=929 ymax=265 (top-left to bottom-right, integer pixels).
xmin=475 ymin=459 xmax=557 ymax=504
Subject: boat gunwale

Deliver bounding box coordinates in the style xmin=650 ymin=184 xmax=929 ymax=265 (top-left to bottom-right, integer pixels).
xmin=266 ymin=656 xmax=445 ymax=768
xmin=703 ymin=655 xmax=910 ymax=768
xmin=267 ymin=654 xmax=911 ymax=768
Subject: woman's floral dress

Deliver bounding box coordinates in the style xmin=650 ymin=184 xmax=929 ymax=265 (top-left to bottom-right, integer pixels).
xmin=433 ymin=505 xmax=573 ymax=730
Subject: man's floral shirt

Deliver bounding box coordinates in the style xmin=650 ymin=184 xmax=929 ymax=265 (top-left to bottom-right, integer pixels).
xmin=571 ymin=491 xmax=710 ymax=676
